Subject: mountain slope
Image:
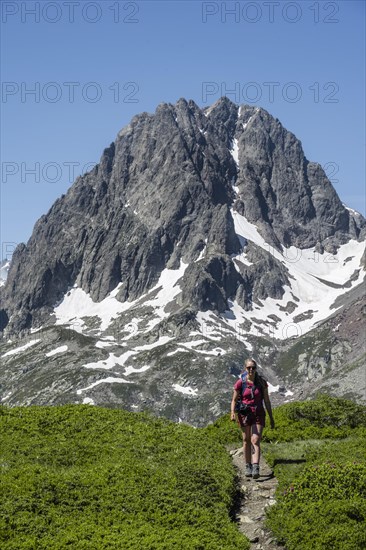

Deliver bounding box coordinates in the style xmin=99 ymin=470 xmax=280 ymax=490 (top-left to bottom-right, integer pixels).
xmin=0 ymin=97 xmax=365 ymax=422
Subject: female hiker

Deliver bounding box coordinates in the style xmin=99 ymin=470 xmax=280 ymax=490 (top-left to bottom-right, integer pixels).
xmin=230 ymin=358 xmax=275 ymax=479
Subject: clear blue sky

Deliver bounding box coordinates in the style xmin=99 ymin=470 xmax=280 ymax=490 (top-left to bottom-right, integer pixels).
xmin=1 ymin=0 xmax=365 ymax=258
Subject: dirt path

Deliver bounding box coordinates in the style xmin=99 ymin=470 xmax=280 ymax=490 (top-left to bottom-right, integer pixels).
xmin=230 ymin=447 xmax=285 ymax=550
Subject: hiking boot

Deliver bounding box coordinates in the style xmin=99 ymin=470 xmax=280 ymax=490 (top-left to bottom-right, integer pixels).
xmin=245 ymin=463 xmax=252 ymax=477
xmin=252 ymin=464 xmax=260 ymax=479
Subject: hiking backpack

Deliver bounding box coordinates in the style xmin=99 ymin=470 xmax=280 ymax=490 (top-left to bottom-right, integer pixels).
xmin=234 ymin=371 xmax=263 ymax=412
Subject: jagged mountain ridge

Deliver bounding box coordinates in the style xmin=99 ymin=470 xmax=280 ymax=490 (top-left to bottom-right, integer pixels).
xmin=1 ymin=97 xmax=364 ymax=335
xmin=0 ymin=97 xmax=365 ymax=423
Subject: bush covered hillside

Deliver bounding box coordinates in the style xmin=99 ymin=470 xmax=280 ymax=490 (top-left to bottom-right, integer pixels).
xmin=263 ymin=396 xmax=366 ymax=550
xmin=211 ymin=395 xmax=366 ymax=550
xmin=0 ymin=405 xmax=249 ymax=550
xmin=1 ymin=396 xmax=365 ymax=549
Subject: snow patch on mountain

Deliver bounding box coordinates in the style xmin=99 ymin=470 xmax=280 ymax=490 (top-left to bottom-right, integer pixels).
xmin=166 ymin=348 xmax=190 ymax=356
xmin=172 ymin=384 xmax=198 ymax=396
xmin=230 ymin=138 xmax=239 ymax=167
xmin=2 ymin=339 xmax=42 ymax=357
xmin=195 ymin=241 xmax=207 ymax=262
xmin=134 ymin=336 xmax=174 ymax=351
xmin=46 ymin=345 xmax=68 ymax=357
xmin=169 ymin=339 xmax=227 ymax=356
xmin=268 ymin=382 xmax=280 ymax=394
xmin=83 ymin=336 xmax=173 ymax=373
xmin=220 ymin=209 xmax=366 ymax=339
xmin=83 ymin=351 xmax=137 ymax=371
xmin=232 ymin=209 xmax=363 ymax=287
xmin=2 ymin=392 xmax=12 ymax=402
xmin=242 ymin=113 xmax=255 ymax=130
xmin=54 ymin=284 xmax=136 ymax=332
xmin=54 ymin=261 xmax=188 ymax=335
xmin=196 ymin=310 xmax=253 ymax=349
xmin=82 ymin=397 xmax=95 ymax=405
xmin=0 ymin=260 xmax=10 ymax=287
xmin=76 ymin=377 xmax=133 ymax=395
xmin=124 ymin=364 xmax=151 ymax=376
xmin=95 ymin=340 xmax=115 ymax=348
xmin=143 ymin=260 xmax=188 ymax=330
xmin=344 ymin=204 xmax=362 ymax=218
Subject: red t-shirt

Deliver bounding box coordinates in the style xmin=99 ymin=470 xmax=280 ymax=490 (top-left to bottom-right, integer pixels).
xmin=234 ymin=377 xmax=267 ymax=413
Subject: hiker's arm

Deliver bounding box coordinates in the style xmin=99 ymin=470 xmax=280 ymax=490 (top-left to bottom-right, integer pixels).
xmin=263 ymin=386 xmax=275 ymax=429
xmin=230 ymin=389 xmax=239 ymax=421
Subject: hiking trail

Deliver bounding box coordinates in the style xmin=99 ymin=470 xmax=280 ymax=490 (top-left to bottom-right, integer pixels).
xmin=230 ymin=447 xmax=285 ymax=550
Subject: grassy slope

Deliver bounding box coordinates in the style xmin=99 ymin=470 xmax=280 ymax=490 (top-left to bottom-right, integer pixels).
xmin=0 ymin=405 xmax=249 ymax=550
xmin=208 ymin=394 xmax=366 ymax=550
xmin=259 ymin=396 xmax=366 ymax=550
xmin=1 ymin=395 xmax=366 ymax=550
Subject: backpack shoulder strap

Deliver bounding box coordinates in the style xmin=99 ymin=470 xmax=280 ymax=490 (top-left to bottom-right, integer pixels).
xmin=242 ymin=371 xmax=259 ymax=400
xmin=240 ymin=372 xmax=248 ymax=399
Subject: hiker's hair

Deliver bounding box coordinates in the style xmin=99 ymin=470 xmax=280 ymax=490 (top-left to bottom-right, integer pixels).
xmin=244 ymin=358 xmax=257 ymax=368
xmin=254 ymin=371 xmax=265 ymax=391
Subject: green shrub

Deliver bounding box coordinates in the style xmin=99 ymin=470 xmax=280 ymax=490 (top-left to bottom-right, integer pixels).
xmin=268 ymin=497 xmax=366 ymax=550
xmin=280 ymin=461 xmax=366 ymax=502
xmin=204 ymin=414 xmax=242 ymax=446
xmin=304 ymin=435 xmax=366 ymax=464
xmin=267 ymin=461 xmax=366 ymax=550
xmin=2 ymin=395 xmax=365 ymax=549
xmin=283 ymin=394 xmax=366 ymax=428
xmin=264 ymin=396 xmax=366 ymax=550
xmin=263 ymin=394 xmax=366 ymax=443
xmin=204 ymin=394 xmax=366 ymax=448
xmin=0 ymin=405 xmax=249 ymax=549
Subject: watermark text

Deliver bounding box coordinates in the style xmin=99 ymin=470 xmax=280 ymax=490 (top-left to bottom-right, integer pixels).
xmin=202 ymin=81 xmax=339 ymax=103
xmin=1 ymin=1 xmax=140 ymax=24
xmin=2 ymin=81 xmax=140 ymax=103
xmin=201 ymin=2 xmax=340 ymax=24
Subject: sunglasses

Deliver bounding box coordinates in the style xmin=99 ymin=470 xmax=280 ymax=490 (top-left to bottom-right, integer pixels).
xmin=247 ymin=366 xmax=256 ymax=370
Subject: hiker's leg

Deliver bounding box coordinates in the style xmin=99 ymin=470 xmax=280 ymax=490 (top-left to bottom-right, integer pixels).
xmin=242 ymin=426 xmax=252 ymax=463
xmin=251 ymin=424 xmax=263 ymax=464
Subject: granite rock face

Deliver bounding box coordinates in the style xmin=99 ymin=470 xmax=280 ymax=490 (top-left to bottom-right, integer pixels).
xmin=233 ymin=105 xmax=362 ymax=251
xmin=1 ymin=97 xmax=364 ymax=335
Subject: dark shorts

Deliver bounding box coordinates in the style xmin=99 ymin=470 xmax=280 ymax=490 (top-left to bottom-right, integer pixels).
xmin=238 ymin=410 xmax=265 ymax=428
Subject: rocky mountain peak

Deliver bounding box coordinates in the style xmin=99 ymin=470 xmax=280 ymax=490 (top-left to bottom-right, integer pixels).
xmin=1 ymin=98 xmax=364 ymax=338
